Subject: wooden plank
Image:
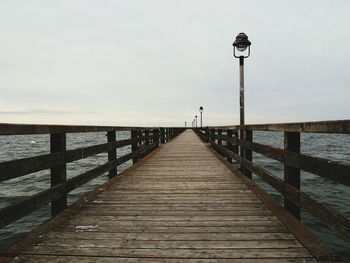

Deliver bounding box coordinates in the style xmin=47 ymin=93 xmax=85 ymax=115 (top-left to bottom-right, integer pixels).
xmin=93 ymin=202 xmax=261 ymax=205
xmin=77 ymin=210 xmax=273 ymax=217
xmin=97 ymin=193 xmax=255 ymax=197
xmin=59 ymin=226 xmax=289 ymax=234
xmin=62 ymin=220 xmax=284 ymax=228
xmin=95 ymin=189 xmax=249 ymax=196
xmin=85 ymin=203 xmax=266 ymax=209
xmin=23 ymin=247 xmax=312 ymax=258
xmin=68 ymin=215 xmax=277 ymax=221
xmin=45 ymin=231 xmax=295 ymax=241
xmin=8 ymin=255 xmax=318 ymax=263
xmin=34 ymin=239 xmax=303 ymax=249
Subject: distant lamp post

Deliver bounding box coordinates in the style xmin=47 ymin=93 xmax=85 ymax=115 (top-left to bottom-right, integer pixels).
xmin=233 ymin=32 xmax=251 ymax=177
xmin=185 ymin=121 xmax=187 ymax=128
xmin=199 ymin=106 xmax=203 ymax=127
xmin=195 ymin=116 xmax=198 ymax=128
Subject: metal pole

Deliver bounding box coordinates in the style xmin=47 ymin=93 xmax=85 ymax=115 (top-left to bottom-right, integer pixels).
xmin=195 ymin=116 xmax=198 ymax=127
xmin=240 ymin=56 xmax=244 ymax=127
xmin=200 ymin=112 xmax=202 ymax=127
xmin=239 ymin=56 xmax=245 ymax=173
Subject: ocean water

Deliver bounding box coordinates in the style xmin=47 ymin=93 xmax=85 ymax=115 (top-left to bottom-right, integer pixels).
xmin=0 ymin=131 xmax=349 ymax=260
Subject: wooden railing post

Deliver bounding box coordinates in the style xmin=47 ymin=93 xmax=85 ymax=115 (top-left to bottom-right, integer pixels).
xmin=233 ymin=131 xmax=239 ymax=155
xmin=107 ymin=131 xmax=117 ymax=178
xmin=50 ymin=133 xmax=67 ymax=216
xmin=154 ymin=128 xmax=160 ymax=146
xmin=218 ymin=129 xmax=222 ymax=146
xmin=210 ymin=128 xmax=215 ymax=142
xmin=244 ymin=130 xmax=253 ymax=179
xmin=239 ymin=128 xmax=245 ymax=173
xmin=141 ymin=129 xmax=147 ymax=158
xmin=226 ymin=129 xmax=233 ymax=163
xmin=205 ymin=127 xmax=210 ymax=142
xmin=145 ymin=130 xmax=150 ymax=146
xmin=160 ymin=128 xmax=165 ymax=144
xmin=284 ymin=131 xmax=301 ymax=220
xmin=131 ymin=130 xmax=138 ymax=164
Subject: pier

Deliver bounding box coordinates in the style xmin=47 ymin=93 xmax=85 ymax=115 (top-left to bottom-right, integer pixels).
xmin=0 ymin=121 xmax=349 ymax=262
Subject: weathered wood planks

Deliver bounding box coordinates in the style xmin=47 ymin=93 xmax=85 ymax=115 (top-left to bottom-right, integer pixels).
xmin=5 ymin=130 xmax=325 ymax=262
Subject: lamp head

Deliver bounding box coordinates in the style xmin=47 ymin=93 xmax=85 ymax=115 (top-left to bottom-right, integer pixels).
xmin=199 ymin=106 xmax=203 ymax=113
xmin=233 ymin=32 xmax=251 ymax=58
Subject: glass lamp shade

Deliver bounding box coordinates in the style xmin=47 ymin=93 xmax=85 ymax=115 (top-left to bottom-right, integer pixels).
xmin=236 ymin=45 xmax=248 ymax=52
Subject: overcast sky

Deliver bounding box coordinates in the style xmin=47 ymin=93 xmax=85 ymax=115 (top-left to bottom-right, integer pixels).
xmin=0 ymin=0 xmax=349 ymax=126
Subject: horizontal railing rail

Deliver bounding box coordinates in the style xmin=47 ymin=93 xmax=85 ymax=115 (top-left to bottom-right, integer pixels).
xmin=211 ymin=133 xmax=350 ymax=186
xmin=0 ymin=123 xmax=153 ymax=135
xmin=194 ymin=119 xmax=350 ymax=242
xmin=0 ymin=124 xmax=184 ymax=230
xmin=211 ymin=120 xmax=350 ymax=134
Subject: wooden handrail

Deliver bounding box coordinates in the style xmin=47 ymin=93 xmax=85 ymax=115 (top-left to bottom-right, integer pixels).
xmin=0 ymin=126 xmax=185 ymax=229
xmin=194 ymin=121 xmax=350 ymax=242
xmin=0 ymin=123 xmax=182 ymax=135
xmin=206 ymin=119 xmax=350 ymax=134
xmin=211 ymin=133 xmax=350 ymax=186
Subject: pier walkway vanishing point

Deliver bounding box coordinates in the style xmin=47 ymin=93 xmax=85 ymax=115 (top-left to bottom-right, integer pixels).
xmin=3 ymin=129 xmax=331 ymax=263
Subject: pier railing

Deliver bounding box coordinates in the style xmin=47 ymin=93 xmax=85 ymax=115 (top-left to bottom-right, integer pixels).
xmin=195 ymin=120 xmax=350 ymax=241
xmin=0 ymin=124 xmax=184 ymax=229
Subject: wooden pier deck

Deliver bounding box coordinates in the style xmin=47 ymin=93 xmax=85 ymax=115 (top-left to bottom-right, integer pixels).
xmin=6 ymin=130 xmax=322 ymax=262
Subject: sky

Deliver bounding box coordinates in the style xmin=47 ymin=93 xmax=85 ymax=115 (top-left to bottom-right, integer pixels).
xmin=0 ymin=0 xmax=349 ymax=127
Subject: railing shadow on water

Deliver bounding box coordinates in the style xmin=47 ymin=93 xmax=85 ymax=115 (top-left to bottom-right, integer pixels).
xmin=194 ymin=119 xmax=350 ymax=261
xmin=0 ymin=124 xmax=184 ymax=252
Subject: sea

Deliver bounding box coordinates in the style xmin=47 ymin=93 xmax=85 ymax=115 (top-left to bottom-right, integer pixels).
xmin=0 ymin=131 xmax=349 ymax=260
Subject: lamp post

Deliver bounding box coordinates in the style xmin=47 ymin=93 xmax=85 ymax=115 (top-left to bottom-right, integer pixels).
xmin=195 ymin=116 xmax=198 ymax=128
xmin=233 ymin=32 xmax=251 ymax=127
xmin=233 ymin=32 xmax=251 ymax=177
xmin=199 ymin=106 xmax=203 ymax=127
xmin=185 ymin=121 xmax=187 ymax=128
